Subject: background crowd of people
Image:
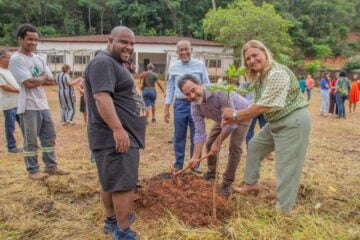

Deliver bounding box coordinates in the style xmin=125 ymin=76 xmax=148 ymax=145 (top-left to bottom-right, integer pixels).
xmin=301 ymin=72 xmax=359 ymax=118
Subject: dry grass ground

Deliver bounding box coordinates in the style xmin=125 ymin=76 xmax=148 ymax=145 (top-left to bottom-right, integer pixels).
xmin=0 ymin=82 xmax=359 ymax=240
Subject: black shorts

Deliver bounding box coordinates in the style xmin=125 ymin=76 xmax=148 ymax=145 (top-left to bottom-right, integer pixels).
xmin=93 ymin=147 xmax=139 ymax=192
xmin=80 ymin=95 xmax=86 ymax=113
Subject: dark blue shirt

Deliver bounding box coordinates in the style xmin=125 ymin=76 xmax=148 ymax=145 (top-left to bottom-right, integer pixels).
xmin=320 ymin=78 xmax=329 ymax=90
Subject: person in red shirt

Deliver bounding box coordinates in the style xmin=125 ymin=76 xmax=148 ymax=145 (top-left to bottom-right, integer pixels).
xmin=305 ymin=74 xmax=315 ymax=101
xmin=328 ymin=73 xmax=338 ymax=115
xmin=349 ymin=74 xmax=359 ymax=113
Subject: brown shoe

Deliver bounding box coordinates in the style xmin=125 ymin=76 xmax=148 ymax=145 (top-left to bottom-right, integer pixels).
xmin=29 ymin=172 xmax=49 ymax=180
xmin=45 ymin=168 xmax=70 ymax=176
xmin=233 ymin=183 xmax=261 ymax=195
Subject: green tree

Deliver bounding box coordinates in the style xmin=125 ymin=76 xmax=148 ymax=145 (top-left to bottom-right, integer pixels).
xmin=260 ymin=0 xmax=358 ymax=58
xmin=203 ymin=0 xmax=292 ymax=58
xmin=314 ymin=44 xmax=333 ymax=59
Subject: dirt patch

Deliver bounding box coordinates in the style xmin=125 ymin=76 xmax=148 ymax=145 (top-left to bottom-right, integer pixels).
xmin=134 ymin=172 xmax=232 ymax=227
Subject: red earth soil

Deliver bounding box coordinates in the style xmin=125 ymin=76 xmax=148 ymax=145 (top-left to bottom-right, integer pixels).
xmin=134 ymin=172 xmax=232 ymax=227
xmin=134 ymin=173 xmax=313 ymax=227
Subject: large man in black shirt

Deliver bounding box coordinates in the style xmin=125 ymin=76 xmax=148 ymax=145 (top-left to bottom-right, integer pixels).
xmin=85 ymin=26 xmax=146 ymax=240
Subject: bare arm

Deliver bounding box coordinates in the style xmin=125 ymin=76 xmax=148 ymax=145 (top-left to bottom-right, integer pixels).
xmin=77 ymin=80 xmax=85 ymax=94
xmin=43 ymin=79 xmax=56 ymax=86
xmin=222 ymin=104 xmax=271 ymax=125
xmin=0 ymin=85 xmax=19 ymax=93
xmin=155 ymin=80 xmax=165 ymax=94
xmin=164 ymin=104 xmax=171 ymax=123
xmin=23 ymin=74 xmax=48 ymax=88
xmin=208 ymin=130 xmax=231 ymax=156
xmin=139 ymin=77 xmax=144 ymax=91
xmin=188 ymin=143 xmax=204 ymax=168
xmin=94 ymin=92 xmax=129 ymax=152
xmin=67 ymin=77 xmax=83 ymax=86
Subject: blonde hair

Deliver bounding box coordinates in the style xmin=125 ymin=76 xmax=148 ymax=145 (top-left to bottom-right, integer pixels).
xmin=61 ymin=64 xmax=70 ymax=73
xmin=241 ymin=40 xmax=276 ymax=81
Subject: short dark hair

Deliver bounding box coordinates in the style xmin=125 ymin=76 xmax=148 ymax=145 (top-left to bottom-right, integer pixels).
xmin=339 ymin=71 xmax=347 ymax=77
xmin=16 ymin=23 xmax=38 ymax=39
xmin=177 ymin=74 xmax=200 ymax=93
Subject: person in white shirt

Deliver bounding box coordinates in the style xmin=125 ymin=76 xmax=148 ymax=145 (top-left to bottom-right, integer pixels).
xmin=0 ymin=49 xmax=21 ymax=153
xmin=9 ymin=23 xmax=69 ymax=180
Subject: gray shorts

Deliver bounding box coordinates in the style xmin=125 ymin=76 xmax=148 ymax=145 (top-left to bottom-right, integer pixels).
xmin=93 ymin=147 xmax=139 ymax=192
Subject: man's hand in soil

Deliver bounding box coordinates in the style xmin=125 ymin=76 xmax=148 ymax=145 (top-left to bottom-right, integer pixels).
xmin=113 ymin=128 xmax=130 ymax=153
xmin=188 ymin=158 xmax=200 ymax=169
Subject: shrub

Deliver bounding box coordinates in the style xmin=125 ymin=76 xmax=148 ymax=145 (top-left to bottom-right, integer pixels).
xmin=305 ymin=60 xmax=321 ymax=76
xmin=344 ymin=55 xmax=360 ymax=71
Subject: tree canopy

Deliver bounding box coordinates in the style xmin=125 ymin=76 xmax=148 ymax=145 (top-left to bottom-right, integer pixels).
xmin=203 ymin=0 xmax=292 ymax=59
xmin=261 ymin=0 xmax=360 ymax=58
xmin=0 ymin=0 xmax=358 ymax=60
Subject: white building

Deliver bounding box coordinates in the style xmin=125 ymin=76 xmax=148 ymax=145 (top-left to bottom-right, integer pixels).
xmin=37 ymin=35 xmax=233 ymax=80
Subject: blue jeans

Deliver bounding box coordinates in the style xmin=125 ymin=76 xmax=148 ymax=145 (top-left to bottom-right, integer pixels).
xmin=306 ymin=89 xmax=312 ymax=101
xmin=320 ymin=89 xmax=330 ymax=113
xmin=246 ymin=114 xmax=267 ymax=145
xmin=3 ymin=107 xmax=20 ymax=150
xmin=20 ymin=110 xmax=57 ymax=173
xmin=335 ymin=93 xmax=347 ymax=118
xmin=142 ymin=88 xmax=157 ymax=107
xmin=173 ymin=99 xmax=195 ymax=169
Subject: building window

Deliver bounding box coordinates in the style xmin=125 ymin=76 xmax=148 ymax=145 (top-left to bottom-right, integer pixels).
xmin=205 ymin=59 xmax=221 ymax=68
xmin=47 ymin=55 xmax=64 ymax=64
xmin=74 ymin=55 xmax=90 ymax=64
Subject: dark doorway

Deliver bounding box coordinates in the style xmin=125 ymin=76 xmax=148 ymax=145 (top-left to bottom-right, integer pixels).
xmin=144 ymin=59 xmax=150 ymax=70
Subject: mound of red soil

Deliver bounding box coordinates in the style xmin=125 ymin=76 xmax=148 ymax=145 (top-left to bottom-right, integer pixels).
xmin=134 ymin=172 xmax=232 ymax=227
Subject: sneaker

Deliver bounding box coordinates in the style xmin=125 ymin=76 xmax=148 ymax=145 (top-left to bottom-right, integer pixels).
xmin=29 ymin=172 xmax=49 ymax=180
xmin=202 ymin=172 xmax=215 ymax=181
xmin=8 ymin=148 xmax=22 ymax=153
xmin=220 ymin=183 xmax=232 ymax=198
xmin=44 ymin=168 xmax=70 ymax=176
xmin=104 ymin=212 xmax=136 ymax=234
xmin=151 ymin=118 xmax=156 ymax=123
xmin=113 ymin=226 xmax=137 ymax=240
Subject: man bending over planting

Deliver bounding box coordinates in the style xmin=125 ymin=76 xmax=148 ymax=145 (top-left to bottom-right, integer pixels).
xmin=178 ymin=74 xmax=250 ymax=198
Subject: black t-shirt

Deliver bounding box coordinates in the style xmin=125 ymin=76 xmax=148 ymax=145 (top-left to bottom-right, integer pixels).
xmin=85 ymin=51 xmax=147 ymax=150
xmin=143 ymin=71 xmax=158 ymax=88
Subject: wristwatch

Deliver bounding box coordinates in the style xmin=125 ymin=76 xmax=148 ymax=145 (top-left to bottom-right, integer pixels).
xmin=232 ymin=110 xmax=238 ymax=121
